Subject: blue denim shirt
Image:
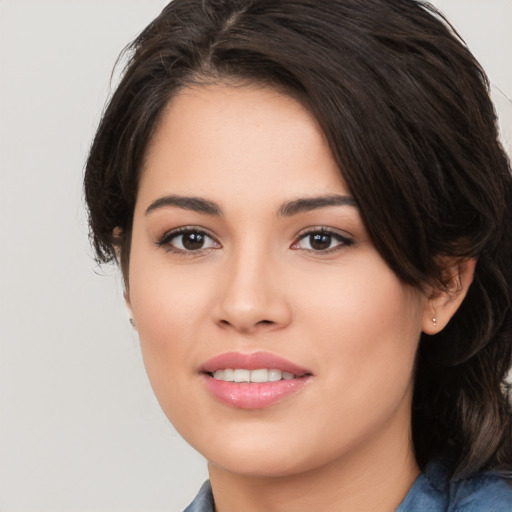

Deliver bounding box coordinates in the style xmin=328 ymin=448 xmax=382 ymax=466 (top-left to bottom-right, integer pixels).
xmin=184 ymin=456 xmax=512 ymax=511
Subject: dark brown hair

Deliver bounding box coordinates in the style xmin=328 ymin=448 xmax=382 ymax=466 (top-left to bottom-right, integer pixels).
xmin=84 ymin=0 xmax=512 ymax=477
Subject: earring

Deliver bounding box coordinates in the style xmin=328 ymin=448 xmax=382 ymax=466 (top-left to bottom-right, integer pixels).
xmin=129 ymin=318 xmax=136 ymax=328
xmin=430 ymin=303 xmax=437 ymax=327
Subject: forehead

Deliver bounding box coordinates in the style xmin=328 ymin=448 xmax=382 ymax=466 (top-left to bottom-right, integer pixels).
xmin=137 ymin=84 xmax=347 ymax=211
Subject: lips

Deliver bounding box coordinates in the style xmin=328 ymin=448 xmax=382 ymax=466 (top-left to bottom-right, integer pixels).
xmin=200 ymin=351 xmax=312 ymax=409
xmin=202 ymin=351 xmax=310 ymax=374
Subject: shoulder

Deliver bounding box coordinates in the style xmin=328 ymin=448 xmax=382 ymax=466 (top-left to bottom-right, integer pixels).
xmin=183 ymin=481 xmax=214 ymax=512
xmin=185 ymin=468 xmax=512 ymax=512
xmin=447 ymin=471 xmax=512 ymax=512
xmin=397 ymin=456 xmax=512 ymax=512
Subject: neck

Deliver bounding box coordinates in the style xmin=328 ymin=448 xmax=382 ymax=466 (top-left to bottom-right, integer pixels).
xmin=208 ymin=418 xmax=419 ymax=512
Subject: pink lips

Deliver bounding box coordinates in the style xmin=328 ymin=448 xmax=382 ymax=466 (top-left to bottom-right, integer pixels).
xmin=200 ymin=351 xmax=312 ymax=409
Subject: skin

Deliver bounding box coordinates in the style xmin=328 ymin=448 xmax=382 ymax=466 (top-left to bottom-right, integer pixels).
xmin=126 ymin=84 xmax=473 ymax=511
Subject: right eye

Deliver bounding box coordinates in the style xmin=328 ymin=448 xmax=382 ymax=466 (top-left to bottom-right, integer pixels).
xmin=157 ymin=228 xmax=220 ymax=253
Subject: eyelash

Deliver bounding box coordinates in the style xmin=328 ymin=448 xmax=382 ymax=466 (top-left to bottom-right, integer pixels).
xmin=291 ymin=228 xmax=354 ymax=254
xmin=156 ymin=227 xmax=220 ymax=255
xmin=156 ymin=226 xmax=354 ymax=255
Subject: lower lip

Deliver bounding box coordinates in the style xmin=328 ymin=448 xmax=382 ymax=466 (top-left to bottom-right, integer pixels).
xmin=202 ymin=374 xmax=311 ymax=409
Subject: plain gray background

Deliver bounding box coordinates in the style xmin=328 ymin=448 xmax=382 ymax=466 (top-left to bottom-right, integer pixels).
xmin=0 ymin=1 xmax=510 ymax=511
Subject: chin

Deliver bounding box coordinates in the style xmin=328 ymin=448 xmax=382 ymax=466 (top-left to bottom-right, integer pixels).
xmin=207 ymin=449 xmax=313 ymax=478
xmin=183 ymin=423 xmax=334 ymax=479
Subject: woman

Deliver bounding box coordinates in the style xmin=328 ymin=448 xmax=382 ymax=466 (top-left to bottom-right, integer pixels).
xmin=84 ymin=0 xmax=512 ymax=510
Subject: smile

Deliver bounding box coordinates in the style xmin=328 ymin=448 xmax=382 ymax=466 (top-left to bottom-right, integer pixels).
xmin=201 ymin=352 xmax=313 ymax=409
xmin=212 ymin=368 xmax=298 ymax=382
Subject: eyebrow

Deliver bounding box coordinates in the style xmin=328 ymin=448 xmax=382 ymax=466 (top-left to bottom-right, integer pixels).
xmin=144 ymin=193 xmax=357 ymax=217
xmin=145 ymin=195 xmax=223 ymax=216
xmin=278 ymin=194 xmax=357 ymax=216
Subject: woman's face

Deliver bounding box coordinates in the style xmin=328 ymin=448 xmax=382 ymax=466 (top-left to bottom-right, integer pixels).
xmin=128 ymin=84 xmax=430 ymax=477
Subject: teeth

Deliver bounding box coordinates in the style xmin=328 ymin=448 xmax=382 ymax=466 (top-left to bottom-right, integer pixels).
xmin=250 ymin=369 xmax=269 ymax=383
xmin=233 ymin=369 xmax=250 ymax=382
xmin=212 ymin=368 xmax=298 ymax=383
xmin=223 ymin=368 xmax=234 ymax=381
xmin=268 ymin=369 xmax=282 ymax=382
xmin=214 ymin=369 xmax=234 ymax=381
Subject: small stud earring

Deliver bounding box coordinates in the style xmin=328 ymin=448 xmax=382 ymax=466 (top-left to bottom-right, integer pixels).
xmin=129 ymin=318 xmax=136 ymax=328
xmin=430 ymin=303 xmax=437 ymax=328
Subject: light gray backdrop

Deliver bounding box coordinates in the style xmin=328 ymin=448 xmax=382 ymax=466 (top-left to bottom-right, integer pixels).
xmin=0 ymin=1 xmax=510 ymax=511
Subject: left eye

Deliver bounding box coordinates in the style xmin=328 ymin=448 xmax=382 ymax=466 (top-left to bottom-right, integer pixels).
xmin=293 ymin=231 xmax=351 ymax=252
xmin=160 ymin=230 xmax=219 ymax=252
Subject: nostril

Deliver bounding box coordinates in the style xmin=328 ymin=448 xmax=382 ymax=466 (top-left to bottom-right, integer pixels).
xmin=217 ymin=318 xmax=274 ymax=329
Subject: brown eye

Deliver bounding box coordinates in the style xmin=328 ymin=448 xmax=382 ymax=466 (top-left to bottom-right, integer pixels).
xmin=158 ymin=229 xmax=220 ymax=253
xmin=309 ymin=233 xmax=332 ymax=251
xmin=292 ymin=229 xmax=353 ymax=253
xmin=181 ymin=232 xmax=206 ymax=250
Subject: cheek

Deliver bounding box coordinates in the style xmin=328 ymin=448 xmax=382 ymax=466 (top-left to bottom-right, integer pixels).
xmin=300 ymin=255 xmax=424 ymax=400
xmin=126 ymin=248 xmax=214 ymax=408
xmin=296 ymin=250 xmax=423 ymax=337
xmin=129 ymin=237 xmax=214 ymax=329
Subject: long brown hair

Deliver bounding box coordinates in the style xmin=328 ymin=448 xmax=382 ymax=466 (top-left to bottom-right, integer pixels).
xmin=84 ymin=0 xmax=512 ymax=477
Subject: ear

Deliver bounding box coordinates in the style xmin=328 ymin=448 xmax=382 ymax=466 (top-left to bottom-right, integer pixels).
xmin=422 ymin=257 xmax=477 ymax=335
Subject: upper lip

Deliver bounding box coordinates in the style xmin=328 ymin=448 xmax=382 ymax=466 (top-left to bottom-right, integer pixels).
xmin=201 ymin=351 xmax=312 ymax=376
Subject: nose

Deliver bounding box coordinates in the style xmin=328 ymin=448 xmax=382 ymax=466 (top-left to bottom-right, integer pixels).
xmin=213 ymin=249 xmax=292 ymax=335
